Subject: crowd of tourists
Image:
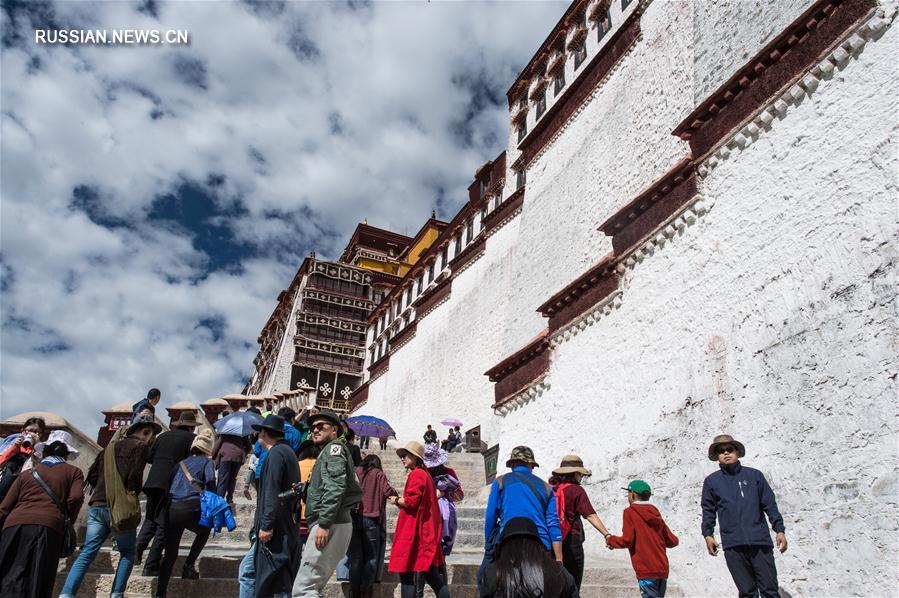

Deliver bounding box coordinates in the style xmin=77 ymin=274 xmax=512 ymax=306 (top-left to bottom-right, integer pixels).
xmin=0 ymin=387 xmax=787 ymax=598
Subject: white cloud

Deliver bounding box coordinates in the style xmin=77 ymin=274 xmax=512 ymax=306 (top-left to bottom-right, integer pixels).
xmin=0 ymin=0 xmax=567 ymax=434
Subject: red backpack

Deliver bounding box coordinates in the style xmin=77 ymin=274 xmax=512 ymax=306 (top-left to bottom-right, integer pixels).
xmin=553 ymin=482 xmax=575 ymax=540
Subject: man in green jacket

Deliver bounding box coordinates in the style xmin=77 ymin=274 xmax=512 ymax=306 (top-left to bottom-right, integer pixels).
xmin=292 ymin=409 xmax=362 ymax=597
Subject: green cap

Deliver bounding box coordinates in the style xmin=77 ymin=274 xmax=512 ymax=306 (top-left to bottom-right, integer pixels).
xmin=622 ymin=480 xmax=652 ymax=496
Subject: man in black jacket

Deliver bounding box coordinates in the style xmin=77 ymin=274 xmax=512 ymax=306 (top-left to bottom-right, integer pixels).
xmin=136 ymin=411 xmax=198 ymax=575
xmin=253 ymin=414 xmax=301 ymax=597
xmin=701 ymin=434 xmax=787 ymax=598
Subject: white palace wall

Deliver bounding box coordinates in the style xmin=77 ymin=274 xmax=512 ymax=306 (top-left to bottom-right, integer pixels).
xmin=364 ymin=1 xmax=897 ymax=595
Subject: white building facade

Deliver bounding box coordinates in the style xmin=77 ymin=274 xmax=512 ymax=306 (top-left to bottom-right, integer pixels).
xmin=353 ymin=0 xmax=898 ymax=595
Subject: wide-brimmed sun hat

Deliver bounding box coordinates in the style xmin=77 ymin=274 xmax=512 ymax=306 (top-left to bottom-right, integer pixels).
xmin=127 ymin=414 xmax=163 ymax=436
xmin=396 ymin=441 xmax=425 ymax=462
xmin=173 ymin=412 xmax=199 ymax=427
xmin=251 ymin=414 xmax=286 ymax=435
xmin=36 ymin=430 xmax=79 ymax=460
xmin=506 ymin=445 xmax=539 ymax=468
xmin=552 ymin=454 xmax=592 ymax=476
xmin=423 ymin=443 xmax=448 ymax=468
xmin=707 ymin=434 xmax=746 ymax=461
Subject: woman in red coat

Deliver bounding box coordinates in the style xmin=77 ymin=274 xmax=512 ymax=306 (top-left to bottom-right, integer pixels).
xmin=387 ymin=441 xmax=451 ymax=598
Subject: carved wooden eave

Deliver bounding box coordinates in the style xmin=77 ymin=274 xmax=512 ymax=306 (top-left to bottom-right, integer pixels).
xmin=672 ymin=0 xmax=877 ymax=159
xmin=547 ymin=50 xmax=567 ymax=74
xmin=566 ymin=25 xmax=588 ymax=49
xmin=518 ymin=8 xmax=642 ymax=166
xmin=510 ymin=154 xmax=526 ymax=172
xmin=598 ymin=158 xmax=697 ymax=256
xmin=529 ymin=76 xmax=550 ymax=99
xmin=588 ymin=0 xmax=613 ymax=22
xmin=511 ymin=104 xmax=529 ymax=124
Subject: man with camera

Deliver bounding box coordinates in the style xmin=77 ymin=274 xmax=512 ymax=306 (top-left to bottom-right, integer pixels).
xmin=252 ymin=414 xmax=302 ymax=598
xmin=292 ymin=410 xmax=362 ymax=597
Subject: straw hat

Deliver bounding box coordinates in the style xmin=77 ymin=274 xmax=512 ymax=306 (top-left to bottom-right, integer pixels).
xmin=191 ymin=429 xmax=215 ymax=456
xmin=173 ymin=412 xmax=199 ymax=427
xmin=396 ymin=441 xmax=425 ymax=462
xmin=552 ymin=454 xmax=592 ymax=476
xmin=707 ymin=434 xmax=746 ymax=461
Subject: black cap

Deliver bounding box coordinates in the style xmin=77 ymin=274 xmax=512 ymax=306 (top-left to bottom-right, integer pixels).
xmin=498 ymin=517 xmax=540 ymax=549
xmin=252 ymin=414 xmax=286 ymax=435
xmin=308 ymin=409 xmax=343 ymax=433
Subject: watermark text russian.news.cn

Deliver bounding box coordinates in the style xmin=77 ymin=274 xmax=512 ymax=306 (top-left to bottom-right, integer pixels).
xmin=35 ymin=29 xmax=190 ymax=45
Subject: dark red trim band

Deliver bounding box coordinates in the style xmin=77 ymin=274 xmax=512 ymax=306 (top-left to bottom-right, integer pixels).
xmin=349 ymin=382 xmax=369 ymax=413
xmin=485 ymin=331 xmax=552 ymax=406
xmin=598 ymin=158 xmax=697 ymax=256
xmin=450 ymin=236 xmax=486 ymax=273
xmin=390 ymin=321 xmax=418 ymax=353
xmin=672 ymin=0 xmax=876 ymax=158
xmin=483 ymin=187 xmax=525 ymax=234
xmin=369 ymin=354 xmax=390 ymax=378
xmin=537 ymin=255 xmax=619 ymax=332
xmin=414 ymin=277 xmax=452 ymax=317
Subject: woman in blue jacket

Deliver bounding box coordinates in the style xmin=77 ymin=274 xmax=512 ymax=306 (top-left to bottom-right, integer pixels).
xmin=155 ymin=429 xmax=217 ymax=597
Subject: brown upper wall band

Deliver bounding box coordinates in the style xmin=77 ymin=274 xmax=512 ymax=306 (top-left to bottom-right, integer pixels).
xmin=672 ymin=0 xmax=877 ymax=159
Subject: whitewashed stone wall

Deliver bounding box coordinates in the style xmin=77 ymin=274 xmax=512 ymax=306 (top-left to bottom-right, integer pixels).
xmin=365 ymin=1 xmax=897 ymax=595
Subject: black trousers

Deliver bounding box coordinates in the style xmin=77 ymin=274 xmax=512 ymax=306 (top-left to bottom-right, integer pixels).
xmin=0 ymin=524 xmax=62 ymax=598
xmin=136 ymin=487 xmax=166 ymax=568
xmin=216 ymin=461 xmax=241 ymax=503
xmin=399 ymin=566 xmax=450 ymax=598
xmin=724 ymin=546 xmax=779 ymax=598
xmin=156 ymin=499 xmax=210 ymax=597
xmin=562 ymin=533 xmax=585 ymax=589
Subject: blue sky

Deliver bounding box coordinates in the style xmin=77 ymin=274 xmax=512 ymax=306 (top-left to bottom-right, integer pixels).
xmin=0 ymin=0 xmax=567 ymax=434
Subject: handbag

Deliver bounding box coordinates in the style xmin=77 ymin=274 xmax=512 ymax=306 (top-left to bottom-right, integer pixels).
xmin=178 ymin=460 xmax=210 ymax=528
xmin=31 ymin=468 xmax=77 ymax=558
xmin=104 ymin=440 xmax=141 ymax=532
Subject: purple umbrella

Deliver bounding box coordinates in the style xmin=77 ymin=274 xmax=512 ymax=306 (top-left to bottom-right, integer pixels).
xmin=440 ymin=418 xmax=463 ymax=428
xmin=346 ymin=415 xmax=396 ymax=439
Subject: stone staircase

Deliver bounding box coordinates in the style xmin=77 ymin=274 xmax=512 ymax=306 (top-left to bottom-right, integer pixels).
xmin=55 ymin=445 xmax=680 ymax=596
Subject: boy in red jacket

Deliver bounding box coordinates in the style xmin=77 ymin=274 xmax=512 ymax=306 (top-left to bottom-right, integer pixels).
xmin=606 ymin=480 xmax=679 ymax=598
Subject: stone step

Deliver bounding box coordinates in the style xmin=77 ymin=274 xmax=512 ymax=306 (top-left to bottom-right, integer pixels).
xmin=60 ymin=549 xmax=640 ymax=586
xmin=54 ymin=572 xmax=656 ymax=598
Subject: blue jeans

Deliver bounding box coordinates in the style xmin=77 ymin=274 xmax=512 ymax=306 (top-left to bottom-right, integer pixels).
xmin=60 ymin=505 xmax=137 ymax=597
xmin=639 ymin=578 xmax=668 ymax=598
xmin=239 ymin=542 xmax=288 ymax=598
xmin=238 ymin=543 xmax=255 ymax=598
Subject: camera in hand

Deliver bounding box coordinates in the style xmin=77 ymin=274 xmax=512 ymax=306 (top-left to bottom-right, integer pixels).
xmin=21 ymin=435 xmax=34 ymax=449
xmin=277 ymin=481 xmax=308 ymax=503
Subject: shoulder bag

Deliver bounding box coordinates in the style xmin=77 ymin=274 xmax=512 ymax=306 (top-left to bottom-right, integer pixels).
xmin=31 ymin=468 xmax=77 ymax=558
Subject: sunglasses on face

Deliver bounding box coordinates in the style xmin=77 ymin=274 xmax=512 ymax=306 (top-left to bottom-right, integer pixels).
xmin=310 ymin=423 xmax=331 ymax=432
xmin=717 ymin=446 xmax=736 ymax=454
